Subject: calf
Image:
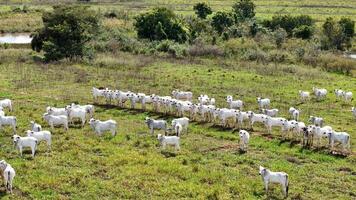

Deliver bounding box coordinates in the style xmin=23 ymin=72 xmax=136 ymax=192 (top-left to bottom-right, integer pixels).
xmin=0 ymin=99 xmax=13 ymax=112
xmin=157 ymin=134 xmax=180 ymax=150
xmin=30 ymin=121 xmax=42 ymax=132
xmin=89 ymin=118 xmax=117 ymax=136
xmin=259 ymin=166 xmax=289 ymax=198
xmin=0 ymin=160 xmax=15 ymax=194
xmin=12 ymin=134 xmax=38 ymax=158
xmin=0 ymin=115 xmax=16 ymax=133
xmin=239 ymin=130 xmax=250 ymax=151
xmin=145 ymin=117 xmax=167 ymax=135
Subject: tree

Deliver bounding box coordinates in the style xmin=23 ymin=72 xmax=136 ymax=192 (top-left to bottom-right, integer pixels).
xmin=134 ymin=7 xmax=188 ymax=43
xmin=232 ymin=0 xmax=255 ymax=21
xmin=321 ymin=17 xmax=354 ymax=50
xmin=263 ymin=15 xmax=314 ymax=37
xmin=31 ymin=5 xmax=100 ymax=62
xmin=339 ymin=17 xmax=355 ymax=38
xmin=193 ymin=3 xmax=212 ymax=19
xmin=211 ymin=11 xmax=234 ymax=34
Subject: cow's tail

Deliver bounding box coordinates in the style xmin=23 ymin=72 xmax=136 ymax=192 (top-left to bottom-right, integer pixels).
xmin=285 ymin=174 xmax=289 ymax=197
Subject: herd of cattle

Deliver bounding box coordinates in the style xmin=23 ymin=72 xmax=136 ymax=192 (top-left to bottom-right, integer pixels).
xmin=0 ymin=86 xmax=353 ymax=196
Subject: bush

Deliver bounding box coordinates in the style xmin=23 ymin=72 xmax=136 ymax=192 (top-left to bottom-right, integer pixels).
xmin=193 ymin=3 xmax=212 ymax=19
xmin=134 ymin=7 xmax=189 ymax=43
xmin=31 ymin=5 xmax=100 ymax=62
xmin=317 ymin=54 xmax=355 ymax=75
xmin=263 ymin=15 xmax=314 ymax=37
xmin=232 ymin=0 xmax=255 ymax=21
xmin=273 ymin=28 xmax=287 ymax=48
xmin=321 ymin=17 xmax=354 ymax=50
xmin=293 ymin=25 xmax=313 ymax=39
xmin=188 ymin=41 xmax=223 ymax=57
xmin=211 ymin=11 xmax=234 ymax=34
xmin=223 ymin=38 xmax=258 ymax=57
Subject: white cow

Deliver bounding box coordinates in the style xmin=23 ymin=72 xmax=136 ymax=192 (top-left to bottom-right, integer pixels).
xmin=0 ymin=115 xmax=16 ymax=132
xmin=259 ymin=166 xmax=289 ymax=198
xmin=0 ymin=160 xmax=15 ymax=194
xmin=30 ymin=121 xmax=42 ymax=132
xmin=257 ymin=97 xmax=270 ymax=109
xmin=298 ymin=90 xmax=310 ymax=102
xmin=239 ymin=130 xmax=250 ymax=151
xmin=89 ymin=118 xmax=117 ymax=136
xmin=43 ymin=113 xmax=69 ymax=131
xmin=0 ymin=99 xmax=13 ymax=112
xmin=157 ymin=134 xmax=180 ymax=150
xmin=26 ymin=130 xmax=51 ymax=150
xmin=12 ymin=134 xmax=38 ymax=158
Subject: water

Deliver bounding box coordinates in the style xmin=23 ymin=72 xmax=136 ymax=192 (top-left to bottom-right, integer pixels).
xmin=0 ymin=33 xmax=32 ymax=44
xmin=350 ymin=54 xmax=356 ymax=59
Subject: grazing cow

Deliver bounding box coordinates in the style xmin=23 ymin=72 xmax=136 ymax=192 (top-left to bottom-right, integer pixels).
xmin=309 ymin=116 xmax=323 ymax=127
xmin=43 ymin=113 xmax=69 ymax=131
xmin=298 ymin=90 xmax=310 ymax=102
xmin=0 ymin=160 xmax=15 ymax=194
xmin=0 ymin=115 xmax=16 ymax=133
xmin=312 ymin=87 xmax=327 ymax=100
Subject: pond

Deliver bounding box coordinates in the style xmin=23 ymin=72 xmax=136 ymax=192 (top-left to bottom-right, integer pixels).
xmin=0 ymin=33 xmax=32 ymax=44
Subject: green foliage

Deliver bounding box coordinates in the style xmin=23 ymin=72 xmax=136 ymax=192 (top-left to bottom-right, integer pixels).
xmin=339 ymin=17 xmax=355 ymax=38
xmin=263 ymin=15 xmax=314 ymax=37
xmin=273 ymin=28 xmax=287 ymax=48
xmin=293 ymin=25 xmax=314 ymax=39
xmin=321 ymin=17 xmax=354 ymax=50
xmin=232 ymin=0 xmax=255 ymax=21
xmin=211 ymin=11 xmax=234 ymax=34
xmin=134 ymin=7 xmax=189 ymax=43
xmin=31 ymin=5 xmax=100 ymax=62
xmin=193 ymin=2 xmax=212 ymax=19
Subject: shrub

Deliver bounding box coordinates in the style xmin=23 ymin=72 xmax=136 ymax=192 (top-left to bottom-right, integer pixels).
xmin=321 ymin=17 xmax=354 ymax=50
xmin=263 ymin=15 xmax=314 ymax=37
xmin=193 ymin=3 xmax=212 ymax=19
xmin=223 ymin=38 xmax=258 ymax=56
xmin=211 ymin=11 xmax=234 ymax=34
xmin=293 ymin=25 xmax=313 ymax=39
xmin=273 ymin=28 xmax=287 ymax=48
xmin=134 ymin=7 xmax=189 ymax=43
xmin=232 ymin=0 xmax=255 ymax=21
xmin=31 ymin=5 xmax=100 ymax=62
xmin=188 ymin=41 xmax=223 ymax=57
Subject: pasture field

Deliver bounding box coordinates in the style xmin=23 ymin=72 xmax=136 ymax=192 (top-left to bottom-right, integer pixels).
xmin=0 ymin=49 xmax=355 ymax=199
xmin=1 ymin=0 xmax=356 ymax=32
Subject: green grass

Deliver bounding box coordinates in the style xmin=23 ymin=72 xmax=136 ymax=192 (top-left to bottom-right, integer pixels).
xmin=0 ymin=49 xmax=354 ymax=199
